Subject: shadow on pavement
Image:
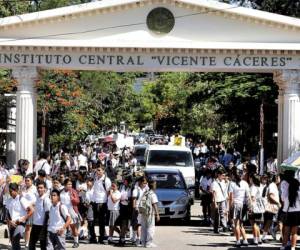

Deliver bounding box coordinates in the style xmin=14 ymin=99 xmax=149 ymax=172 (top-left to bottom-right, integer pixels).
xmin=0 ymin=244 xmax=9 ymax=249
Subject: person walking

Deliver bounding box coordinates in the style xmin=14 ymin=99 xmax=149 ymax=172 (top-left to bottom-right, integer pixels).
xmin=6 ymin=183 xmax=34 ymax=250
xmin=47 ymin=189 xmax=71 ymax=250
xmin=29 ymin=180 xmax=51 ymax=250
xmin=139 ymin=180 xmax=160 ymax=248
xmin=60 ymin=179 xmax=80 ymax=248
xmin=211 ymin=168 xmax=228 ymax=233
xmin=229 ymin=169 xmax=250 ymax=247
xmin=91 ymin=165 xmax=111 ymax=244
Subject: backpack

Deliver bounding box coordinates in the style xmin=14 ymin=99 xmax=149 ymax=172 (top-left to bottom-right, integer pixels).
xmin=138 ymin=190 xmax=153 ymax=216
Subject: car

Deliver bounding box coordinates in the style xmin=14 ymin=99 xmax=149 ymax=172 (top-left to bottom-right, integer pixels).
xmin=144 ymin=168 xmax=192 ymax=221
xmin=144 ymin=145 xmax=195 ymax=188
xmin=133 ymin=144 xmax=149 ymax=166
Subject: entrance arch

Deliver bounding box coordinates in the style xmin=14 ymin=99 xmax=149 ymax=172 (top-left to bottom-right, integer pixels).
xmin=0 ymin=0 xmax=299 ymax=170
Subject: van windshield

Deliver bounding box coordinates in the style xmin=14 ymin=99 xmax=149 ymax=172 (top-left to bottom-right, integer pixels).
xmin=147 ymin=150 xmax=193 ymax=167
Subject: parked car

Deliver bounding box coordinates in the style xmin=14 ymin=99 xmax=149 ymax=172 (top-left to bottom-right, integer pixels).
xmin=144 ymin=168 xmax=192 ymax=221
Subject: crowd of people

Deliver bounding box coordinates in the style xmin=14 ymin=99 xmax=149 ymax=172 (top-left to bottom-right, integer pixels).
xmin=0 ymin=135 xmax=297 ymax=250
xmin=0 ymin=143 xmax=160 ymax=250
xmin=196 ymin=151 xmax=300 ymax=250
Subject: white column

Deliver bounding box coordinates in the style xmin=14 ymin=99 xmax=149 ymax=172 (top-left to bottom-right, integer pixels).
xmin=274 ymin=70 xmax=300 ymax=164
xmin=13 ymin=67 xmax=38 ymax=173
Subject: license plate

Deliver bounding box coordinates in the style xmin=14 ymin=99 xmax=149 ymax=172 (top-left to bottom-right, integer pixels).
xmin=158 ymin=207 xmax=165 ymax=214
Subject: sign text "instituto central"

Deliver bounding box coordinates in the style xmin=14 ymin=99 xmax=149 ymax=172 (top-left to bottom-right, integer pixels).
xmin=0 ymin=52 xmax=298 ymax=72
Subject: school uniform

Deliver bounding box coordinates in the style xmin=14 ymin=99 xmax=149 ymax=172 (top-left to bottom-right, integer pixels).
xmin=29 ymin=193 xmax=51 ymax=250
xmin=6 ymin=195 xmax=30 ymax=250
xmin=91 ymin=174 xmax=111 ymax=242
xmin=140 ymin=190 xmax=158 ymax=247
xmin=85 ymin=188 xmax=96 ymax=242
xmin=22 ymin=185 xmax=37 ymax=226
xmin=211 ymin=179 xmax=227 ymax=232
xmin=107 ymin=190 xmax=121 ymax=227
xmin=132 ymin=185 xmax=149 ymax=226
xmin=47 ymin=202 xmax=69 ymax=250
xmin=60 ymin=190 xmax=80 ymax=224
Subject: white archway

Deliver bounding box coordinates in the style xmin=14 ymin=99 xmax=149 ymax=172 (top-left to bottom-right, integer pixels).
xmin=0 ymin=0 xmax=299 ymax=169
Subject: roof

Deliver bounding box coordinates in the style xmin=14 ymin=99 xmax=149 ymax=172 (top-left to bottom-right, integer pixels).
xmin=0 ymin=0 xmax=299 ymax=29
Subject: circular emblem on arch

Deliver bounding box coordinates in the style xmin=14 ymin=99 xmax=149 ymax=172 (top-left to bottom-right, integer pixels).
xmin=146 ymin=7 xmax=175 ymax=35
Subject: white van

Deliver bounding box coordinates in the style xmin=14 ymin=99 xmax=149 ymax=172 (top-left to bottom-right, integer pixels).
xmin=145 ymin=145 xmax=195 ymax=188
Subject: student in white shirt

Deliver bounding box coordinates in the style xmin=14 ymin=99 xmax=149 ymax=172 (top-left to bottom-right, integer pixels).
xmin=6 ymin=183 xmax=34 ymax=250
xmin=29 ymin=180 xmax=51 ymax=250
xmin=281 ymin=178 xmax=300 ymax=250
xmin=211 ymin=168 xmax=227 ymax=233
xmin=84 ymin=178 xmax=96 ymax=243
xmin=118 ymin=175 xmax=132 ymax=246
xmin=229 ymin=169 xmax=250 ymax=247
xmin=22 ymin=174 xmax=37 ymax=248
xmin=47 ymin=189 xmax=71 ymax=250
xmin=132 ymin=176 xmax=149 ymax=246
xmin=262 ymin=175 xmax=280 ymax=242
xmin=34 ymin=151 xmax=51 ymax=177
xmin=107 ymin=181 xmax=121 ymax=244
xmin=91 ymin=165 xmax=111 ymax=244
xmin=199 ymin=169 xmax=213 ymax=224
xmin=140 ymin=180 xmax=160 ymax=248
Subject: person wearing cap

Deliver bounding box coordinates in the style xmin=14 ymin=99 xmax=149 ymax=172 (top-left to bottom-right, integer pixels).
xmin=6 ymin=183 xmax=34 ymax=250
xmin=211 ymin=168 xmax=228 ymax=234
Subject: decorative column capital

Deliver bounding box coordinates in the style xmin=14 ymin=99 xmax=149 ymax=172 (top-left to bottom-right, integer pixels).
xmin=274 ymin=70 xmax=300 ymax=94
xmin=12 ymin=67 xmax=38 ymax=92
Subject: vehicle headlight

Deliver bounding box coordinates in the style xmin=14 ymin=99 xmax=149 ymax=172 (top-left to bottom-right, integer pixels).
xmin=175 ymin=196 xmax=189 ymax=205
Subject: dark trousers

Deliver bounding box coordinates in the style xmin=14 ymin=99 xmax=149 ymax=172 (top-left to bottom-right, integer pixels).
xmin=92 ymin=203 xmax=107 ymax=241
xmin=29 ymin=224 xmax=47 ymax=250
xmin=87 ymin=220 xmax=96 ymax=241
xmin=9 ymin=225 xmax=24 ymax=250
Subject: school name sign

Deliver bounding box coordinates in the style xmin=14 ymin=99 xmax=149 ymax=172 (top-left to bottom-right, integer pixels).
xmin=0 ymin=51 xmax=299 ymax=72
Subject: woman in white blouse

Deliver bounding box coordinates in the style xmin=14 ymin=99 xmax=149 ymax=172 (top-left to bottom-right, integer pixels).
xmin=22 ymin=174 xmax=37 ymax=248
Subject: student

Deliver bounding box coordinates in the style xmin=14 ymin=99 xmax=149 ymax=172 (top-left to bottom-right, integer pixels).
xmin=199 ymin=169 xmax=213 ymax=225
xmin=47 ymin=189 xmax=71 ymax=250
xmin=229 ymin=169 xmax=250 ymax=247
xmin=22 ymin=174 xmax=37 ymax=249
xmin=35 ymin=151 xmax=51 ymax=178
xmin=118 ymin=175 xmax=132 ymax=246
xmin=84 ymin=178 xmax=96 ymax=243
xmin=281 ymin=178 xmax=300 ymax=250
xmin=6 ymin=183 xmax=34 ymax=250
xmin=132 ymin=176 xmax=149 ymax=246
xmin=140 ymin=180 xmax=160 ymax=248
xmin=91 ymin=165 xmax=111 ymax=244
xmin=211 ymin=168 xmax=228 ymax=233
xmin=107 ymin=181 xmax=121 ymax=244
xmin=249 ymin=174 xmax=264 ymax=245
xmin=29 ymin=180 xmax=51 ymax=250
xmin=60 ymin=179 xmax=80 ymax=248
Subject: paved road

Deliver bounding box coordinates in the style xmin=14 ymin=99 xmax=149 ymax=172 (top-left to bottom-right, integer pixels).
xmin=0 ymin=200 xmax=281 ymax=250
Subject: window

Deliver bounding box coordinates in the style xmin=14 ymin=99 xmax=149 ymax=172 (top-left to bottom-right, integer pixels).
xmin=147 ymin=150 xmax=192 ymax=167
